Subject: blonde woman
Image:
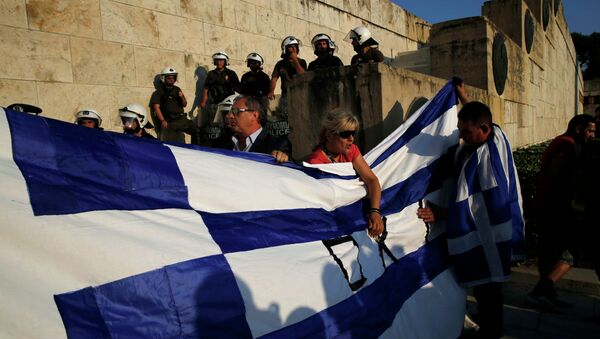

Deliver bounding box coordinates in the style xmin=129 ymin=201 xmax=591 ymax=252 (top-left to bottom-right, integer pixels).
xmin=307 ymin=111 xmax=384 ymax=237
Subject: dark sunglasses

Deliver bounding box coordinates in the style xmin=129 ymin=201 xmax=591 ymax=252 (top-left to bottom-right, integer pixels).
xmin=230 ymin=108 xmax=256 ymax=115
xmin=338 ymin=130 xmax=356 ymax=138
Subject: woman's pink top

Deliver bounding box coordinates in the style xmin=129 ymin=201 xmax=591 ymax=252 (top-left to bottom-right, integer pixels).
xmin=307 ymin=144 xmax=361 ymax=164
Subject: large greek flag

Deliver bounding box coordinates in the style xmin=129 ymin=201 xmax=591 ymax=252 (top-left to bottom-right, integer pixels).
xmin=1 ymin=82 xmax=477 ymax=338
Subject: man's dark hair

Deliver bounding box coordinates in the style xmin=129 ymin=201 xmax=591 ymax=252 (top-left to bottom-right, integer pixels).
xmin=457 ymin=101 xmax=493 ymax=126
xmin=566 ymin=114 xmax=594 ymax=135
xmin=236 ymin=95 xmax=267 ymax=125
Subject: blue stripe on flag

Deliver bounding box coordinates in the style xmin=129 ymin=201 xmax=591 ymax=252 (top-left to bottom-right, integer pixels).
xmin=6 ymin=110 xmax=190 ymax=215
xmin=463 ymin=154 xmax=481 ymax=197
xmin=482 ymin=187 xmax=512 ymax=225
xmin=446 ymin=199 xmax=477 ymax=239
xmin=450 ymin=245 xmax=490 ymax=284
xmin=380 ymin=155 xmax=453 ymax=216
xmin=200 ymin=203 xmax=365 ymax=253
xmin=450 ymin=239 xmax=513 ymax=285
xmin=54 ymin=287 xmax=110 ymax=339
xmin=55 ymin=255 xmax=252 ymax=339
xmin=370 ymin=81 xmax=456 ymax=168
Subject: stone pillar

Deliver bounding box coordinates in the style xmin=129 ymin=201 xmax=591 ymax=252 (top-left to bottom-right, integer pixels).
xmin=429 ymin=17 xmax=492 ymax=92
xmin=286 ymin=64 xmax=384 ymax=160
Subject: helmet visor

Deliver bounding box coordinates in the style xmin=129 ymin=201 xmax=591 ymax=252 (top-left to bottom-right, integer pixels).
xmin=344 ymin=30 xmax=359 ymax=43
xmin=121 ymin=116 xmax=137 ymax=129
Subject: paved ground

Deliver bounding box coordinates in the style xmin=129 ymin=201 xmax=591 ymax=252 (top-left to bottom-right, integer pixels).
xmin=465 ymin=263 xmax=600 ymax=338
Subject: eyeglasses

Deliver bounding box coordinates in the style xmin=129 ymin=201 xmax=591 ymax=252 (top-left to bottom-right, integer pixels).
xmin=338 ymin=130 xmax=356 ymax=138
xmin=230 ymin=108 xmax=255 ymax=115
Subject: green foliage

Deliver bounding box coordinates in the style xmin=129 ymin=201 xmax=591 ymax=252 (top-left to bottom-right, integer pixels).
xmin=572 ymin=32 xmax=600 ymax=80
xmin=513 ymin=141 xmax=549 ymax=258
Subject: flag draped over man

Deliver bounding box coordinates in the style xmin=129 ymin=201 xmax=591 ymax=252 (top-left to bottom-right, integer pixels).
xmin=0 ymin=81 xmax=522 ymax=338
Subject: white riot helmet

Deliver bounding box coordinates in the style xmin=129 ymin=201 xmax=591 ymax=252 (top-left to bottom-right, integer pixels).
xmin=213 ymin=94 xmax=239 ymax=124
xmin=119 ymin=103 xmax=150 ymax=130
xmin=344 ymin=26 xmax=378 ymax=46
xmin=311 ymin=33 xmax=336 ymax=55
xmin=329 ymin=39 xmax=338 ymax=51
xmin=75 ymin=109 xmax=102 ymax=127
xmin=160 ymin=67 xmax=177 ymax=82
xmin=212 ymin=51 xmax=229 ymax=65
xmin=246 ymin=52 xmax=264 ymax=67
xmin=280 ymin=36 xmax=302 ymax=56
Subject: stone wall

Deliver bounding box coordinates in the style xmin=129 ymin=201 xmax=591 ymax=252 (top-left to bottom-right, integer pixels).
xmin=0 ymin=0 xmax=429 ymax=133
xmin=428 ymin=0 xmax=582 ymax=147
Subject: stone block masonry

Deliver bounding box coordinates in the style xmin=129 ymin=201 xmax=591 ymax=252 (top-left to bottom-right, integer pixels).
xmin=0 ymin=0 xmax=426 ymax=136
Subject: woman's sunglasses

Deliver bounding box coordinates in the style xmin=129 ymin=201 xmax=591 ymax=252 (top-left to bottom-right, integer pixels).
xmin=338 ymin=130 xmax=356 ymax=138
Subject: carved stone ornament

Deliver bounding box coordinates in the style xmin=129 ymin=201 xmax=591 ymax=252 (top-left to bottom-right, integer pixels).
xmin=554 ymin=0 xmax=561 ymax=15
xmin=525 ymin=9 xmax=535 ymax=54
xmin=543 ymin=0 xmax=551 ymax=31
xmin=492 ymin=33 xmax=508 ymax=96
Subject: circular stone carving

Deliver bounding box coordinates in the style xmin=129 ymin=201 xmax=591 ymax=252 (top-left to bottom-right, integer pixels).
xmin=492 ymin=33 xmax=508 ymax=96
xmin=542 ymin=0 xmax=550 ymax=31
xmin=524 ymin=9 xmax=535 ymax=54
xmin=554 ymin=0 xmax=561 ymax=15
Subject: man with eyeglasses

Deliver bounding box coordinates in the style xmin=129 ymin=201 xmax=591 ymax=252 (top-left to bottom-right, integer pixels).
xmin=227 ymin=96 xmax=292 ymax=163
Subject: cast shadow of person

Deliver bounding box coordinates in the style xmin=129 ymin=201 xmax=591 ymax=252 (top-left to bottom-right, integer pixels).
xmin=145 ymin=75 xmax=164 ymax=136
xmin=189 ymin=66 xmax=208 ymax=118
xmin=191 ymin=270 xmax=323 ymax=338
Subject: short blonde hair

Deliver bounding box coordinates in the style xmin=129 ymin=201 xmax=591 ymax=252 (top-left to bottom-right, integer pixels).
xmin=317 ymin=110 xmax=359 ymax=146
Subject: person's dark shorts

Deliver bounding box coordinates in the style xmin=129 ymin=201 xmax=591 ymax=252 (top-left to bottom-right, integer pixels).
xmin=536 ymin=214 xmax=576 ymax=274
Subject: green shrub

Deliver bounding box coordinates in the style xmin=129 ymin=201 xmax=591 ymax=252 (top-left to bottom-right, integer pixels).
xmin=513 ymin=141 xmax=550 ymax=258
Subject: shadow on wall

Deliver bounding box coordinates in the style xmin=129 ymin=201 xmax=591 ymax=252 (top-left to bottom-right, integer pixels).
xmin=190 ymin=65 xmax=209 ymax=116
xmin=382 ymin=100 xmax=404 ymax=137
xmin=407 ymin=97 xmax=429 ymax=119
xmin=337 ymin=96 xmax=430 ymax=156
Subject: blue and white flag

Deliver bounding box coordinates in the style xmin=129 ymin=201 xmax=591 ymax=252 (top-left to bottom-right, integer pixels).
xmin=446 ymin=125 xmax=525 ymax=287
xmin=0 ymin=82 xmax=476 ymax=338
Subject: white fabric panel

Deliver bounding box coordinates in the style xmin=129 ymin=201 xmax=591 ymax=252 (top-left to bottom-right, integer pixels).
xmin=476 ymin=144 xmax=499 ymax=192
xmin=226 ymin=241 xmax=353 ymax=337
xmin=169 ymin=145 xmax=367 ymax=213
xmin=492 ymin=126 xmax=511 ymax=189
xmin=366 ymin=107 xmax=459 ymax=191
xmin=379 ymin=269 xmax=466 ymax=339
xmin=0 ymin=109 xmax=67 ymax=339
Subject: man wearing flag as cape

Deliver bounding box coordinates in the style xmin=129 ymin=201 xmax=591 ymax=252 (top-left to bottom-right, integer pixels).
xmin=418 ymin=80 xmax=525 ymax=339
